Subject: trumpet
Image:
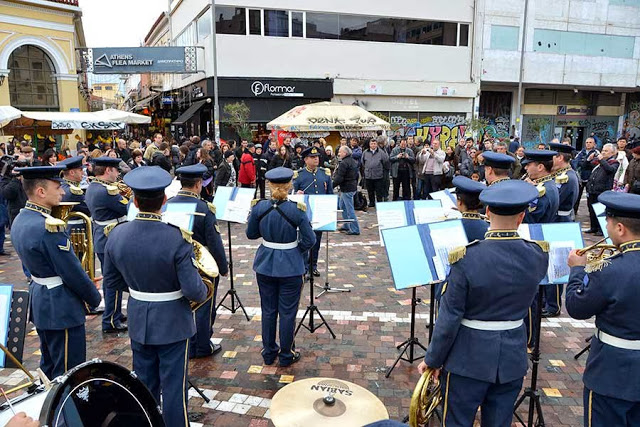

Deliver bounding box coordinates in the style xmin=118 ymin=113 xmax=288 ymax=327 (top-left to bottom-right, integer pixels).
xmin=115 ymin=180 xmax=133 ymax=199
xmin=409 ymin=368 xmax=442 ymax=426
xmin=576 ymin=237 xmax=619 ymax=261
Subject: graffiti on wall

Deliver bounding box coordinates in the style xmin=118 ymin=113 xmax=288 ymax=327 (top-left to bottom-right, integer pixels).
xmin=623 ymin=99 xmax=640 ymax=140
xmin=479 ymin=91 xmax=512 ymax=141
xmin=522 ymin=115 xmax=553 ymax=148
xmin=378 ymin=112 xmax=468 ymax=148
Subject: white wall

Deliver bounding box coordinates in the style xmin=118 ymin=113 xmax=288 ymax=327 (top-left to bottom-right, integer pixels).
xmin=481 ymin=0 xmax=640 ymax=88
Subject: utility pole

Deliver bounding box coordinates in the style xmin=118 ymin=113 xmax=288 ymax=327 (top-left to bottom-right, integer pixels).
xmin=516 ymin=0 xmax=530 ymax=138
xmin=210 ymin=0 xmax=220 ymax=145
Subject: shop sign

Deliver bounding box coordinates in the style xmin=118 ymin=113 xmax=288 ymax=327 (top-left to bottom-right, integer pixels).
xmin=86 ymin=47 xmax=197 ymax=74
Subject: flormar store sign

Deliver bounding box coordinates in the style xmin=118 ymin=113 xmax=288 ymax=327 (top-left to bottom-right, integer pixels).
xmin=216 ymin=78 xmax=333 ymax=100
xmin=250 ymin=81 xmax=301 ymax=97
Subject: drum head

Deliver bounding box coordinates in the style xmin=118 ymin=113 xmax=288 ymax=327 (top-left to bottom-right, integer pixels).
xmin=40 ymin=360 xmax=165 ymax=427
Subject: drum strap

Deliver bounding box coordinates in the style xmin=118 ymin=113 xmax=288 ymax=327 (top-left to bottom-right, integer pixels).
xmin=257 ymin=203 xmax=297 ymax=229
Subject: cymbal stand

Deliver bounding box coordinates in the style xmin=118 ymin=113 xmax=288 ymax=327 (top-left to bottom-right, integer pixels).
xmin=216 ymin=221 xmax=250 ymax=321
xmin=513 ymin=289 xmax=545 ymax=427
xmin=574 ymin=336 xmax=592 ymax=360
xmin=385 ymin=286 xmax=427 ymax=378
xmin=188 ymin=379 xmax=210 ymax=403
xmin=316 ymin=230 xmax=351 ymax=297
xmin=295 ymin=250 xmax=336 ymax=338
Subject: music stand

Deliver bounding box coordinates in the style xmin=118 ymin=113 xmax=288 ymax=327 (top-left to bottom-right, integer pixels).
xmin=295 ymin=249 xmax=336 ymax=339
xmin=574 ymin=336 xmax=592 ymax=360
xmin=217 ymin=221 xmax=250 ymax=321
xmin=315 ymin=230 xmax=350 ymax=297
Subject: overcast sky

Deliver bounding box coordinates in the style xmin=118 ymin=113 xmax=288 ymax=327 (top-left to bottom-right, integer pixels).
xmin=82 ymin=0 xmax=167 ymax=48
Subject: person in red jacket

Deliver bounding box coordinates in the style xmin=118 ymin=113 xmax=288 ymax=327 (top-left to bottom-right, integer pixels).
xmin=238 ymin=143 xmax=256 ymax=188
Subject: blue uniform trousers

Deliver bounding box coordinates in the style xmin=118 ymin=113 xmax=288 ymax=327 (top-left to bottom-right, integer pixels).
xmin=585 ymin=387 xmax=640 ymax=427
xmin=37 ymin=325 xmax=85 ymax=380
xmin=524 ymin=290 xmax=539 ymax=349
xmin=256 ymin=273 xmax=303 ymax=365
xmin=440 ymin=370 xmax=522 ymax=427
xmin=543 ymin=284 xmax=563 ymax=314
xmin=304 ymin=231 xmax=323 ymax=271
xmin=189 ymin=276 xmax=219 ymax=358
xmin=132 ymin=339 xmax=190 ymax=427
xmin=97 ymin=252 xmax=125 ymax=329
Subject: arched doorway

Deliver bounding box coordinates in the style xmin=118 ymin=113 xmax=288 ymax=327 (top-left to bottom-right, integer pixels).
xmin=8 ymin=45 xmax=60 ymax=111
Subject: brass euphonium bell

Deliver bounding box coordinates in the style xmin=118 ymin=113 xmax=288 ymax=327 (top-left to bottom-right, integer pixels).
xmin=51 ymin=202 xmax=78 ymax=222
xmin=51 ymin=202 xmax=96 ymax=282
xmin=115 ymin=180 xmax=133 ymax=199
xmin=191 ymin=239 xmax=219 ymax=311
xmin=409 ymin=368 xmax=443 ymax=426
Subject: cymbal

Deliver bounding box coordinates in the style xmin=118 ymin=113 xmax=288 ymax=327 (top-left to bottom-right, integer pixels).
xmin=270 ymin=377 xmax=389 ymax=427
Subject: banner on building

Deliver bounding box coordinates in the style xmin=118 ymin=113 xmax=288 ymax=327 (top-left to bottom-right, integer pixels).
xmin=84 ymin=47 xmax=198 ymax=74
xmin=52 ymin=121 xmax=125 ymax=130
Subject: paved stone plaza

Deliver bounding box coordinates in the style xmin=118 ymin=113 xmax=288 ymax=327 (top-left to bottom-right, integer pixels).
xmin=0 ymin=201 xmax=600 ymax=426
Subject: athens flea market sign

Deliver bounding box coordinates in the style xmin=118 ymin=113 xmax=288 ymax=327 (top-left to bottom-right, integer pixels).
xmin=85 ymin=47 xmax=197 ymax=74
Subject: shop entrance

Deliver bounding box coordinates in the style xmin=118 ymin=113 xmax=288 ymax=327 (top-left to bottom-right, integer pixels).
xmin=561 ymin=126 xmax=585 ymax=151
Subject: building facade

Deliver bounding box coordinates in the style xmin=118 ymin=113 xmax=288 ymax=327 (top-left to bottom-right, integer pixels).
xmin=0 ymin=0 xmax=87 ymax=114
xmin=165 ymin=0 xmax=481 ymax=145
xmin=479 ymin=0 xmax=640 ymax=149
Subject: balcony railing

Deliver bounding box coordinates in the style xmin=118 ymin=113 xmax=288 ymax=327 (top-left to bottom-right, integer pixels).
xmin=46 ymin=0 xmax=79 ymax=6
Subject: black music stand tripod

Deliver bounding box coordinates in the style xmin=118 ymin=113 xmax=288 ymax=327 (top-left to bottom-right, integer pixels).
xmin=513 ymin=289 xmax=545 ymax=427
xmin=216 ymin=221 xmax=250 ymax=321
xmin=295 ymin=250 xmax=336 ymax=338
xmin=385 ymin=285 xmax=428 ymax=378
xmin=315 ymin=230 xmax=351 ymax=297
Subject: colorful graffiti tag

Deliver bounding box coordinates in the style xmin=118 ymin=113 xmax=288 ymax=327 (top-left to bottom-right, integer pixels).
xmin=377 ymin=112 xmax=468 ymax=148
xmin=623 ymin=100 xmax=640 ymax=140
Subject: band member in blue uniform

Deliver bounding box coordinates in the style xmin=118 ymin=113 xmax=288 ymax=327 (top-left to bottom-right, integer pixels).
xmin=521 ymin=149 xmax=559 ymax=346
xmin=246 ymin=167 xmax=316 ymax=366
xmin=452 ymin=176 xmax=488 ymax=242
xmin=103 ymin=166 xmax=208 ymax=427
xmin=293 ymin=146 xmax=333 ymax=278
xmin=541 ymin=142 xmax=580 ymax=317
xmin=85 ymin=157 xmax=128 ymax=333
xmin=11 ymin=166 xmax=101 ymax=379
xmin=419 ymin=180 xmax=549 ymax=427
xmin=168 ymin=164 xmax=229 ymax=358
xmin=482 ymin=151 xmax=515 ymax=186
xmin=59 ymin=155 xmax=91 ymax=219
xmin=566 ymin=191 xmax=640 ymax=427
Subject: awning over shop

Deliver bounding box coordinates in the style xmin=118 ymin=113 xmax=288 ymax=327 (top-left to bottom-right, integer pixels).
xmin=173 ymin=99 xmax=208 ymax=125
xmin=131 ymin=94 xmax=160 ymax=111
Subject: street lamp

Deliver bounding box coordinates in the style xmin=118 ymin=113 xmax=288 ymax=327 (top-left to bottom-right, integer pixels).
xmin=210 ymin=0 xmax=220 ymax=145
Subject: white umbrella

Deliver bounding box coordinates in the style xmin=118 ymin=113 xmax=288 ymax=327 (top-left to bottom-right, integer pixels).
xmin=0 ymin=106 xmax=22 ymax=128
xmin=267 ymin=101 xmax=390 ymax=132
xmin=95 ymin=109 xmax=151 ymax=124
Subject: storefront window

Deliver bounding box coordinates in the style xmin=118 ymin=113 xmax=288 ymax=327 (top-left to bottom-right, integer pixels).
xmin=215 ymin=6 xmax=245 ymax=35
xmin=8 ymin=45 xmax=59 ymax=110
xmin=264 ymin=10 xmax=288 ymax=37
xmin=248 ymin=9 xmax=261 ymax=35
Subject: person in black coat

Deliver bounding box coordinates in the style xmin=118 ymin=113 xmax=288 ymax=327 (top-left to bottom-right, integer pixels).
xmin=268 ymin=145 xmax=292 ymax=170
xmin=0 ymin=174 xmax=27 ymax=225
xmin=585 ymin=143 xmax=620 ymax=234
xmin=254 ymin=144 xmax=268 ymax=199
xmin=333 ymin=146 xmax=360 ymax=235
xmin=214 ymin=151 xmax=236 ymax=191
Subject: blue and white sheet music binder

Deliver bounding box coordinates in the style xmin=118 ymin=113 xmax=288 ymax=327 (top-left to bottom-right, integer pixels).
xmin=0 ymin=285 xmax=12 ymax=367
xmin=517 ymin=223 xmax=584 ymax=284
xmin=429 ymin=189 xmax=462 ymax=218
xmin=592 ymin=202 xmax=613 ymax=244
xmin=213 ymin=186 xmax=256 ymax=223
xmin=381 ymin=220 xmax=468 ymax=290
xmin=127 ymin=203 xmax=198 ymax=231
xmin=288 ymin=194 xmax=338 ymax=231
xmin=375 ymin=200 xmax=444 ymax=246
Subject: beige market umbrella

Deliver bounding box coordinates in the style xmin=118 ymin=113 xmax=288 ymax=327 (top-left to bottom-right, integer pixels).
xmin=267 ymin=102 xmax=390 ymax=132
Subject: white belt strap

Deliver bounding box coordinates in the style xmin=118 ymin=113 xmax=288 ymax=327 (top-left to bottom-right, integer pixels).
xmin=129 ymin=289 xmax=183 ymax=302
xmin=261 ymin=240 xmax=298 ymax=250
xmin=94 ymin=215 xmax=127 ymax=227
xmin=31 ymin=276 xmax=63 ymax=290
xmin=461 ymin=318 xmax=523 ymax=331
xmin=557 ymin=210 xmax=573 ymax=216
xmin=597 ymin=329 xmax=640 ymax=350
xmin=67 ymin=219 xmax=85 ymax=225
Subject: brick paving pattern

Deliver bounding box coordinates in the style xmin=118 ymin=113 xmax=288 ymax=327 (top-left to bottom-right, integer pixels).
xmin=0 ymin=197 xmax=601 ymax=426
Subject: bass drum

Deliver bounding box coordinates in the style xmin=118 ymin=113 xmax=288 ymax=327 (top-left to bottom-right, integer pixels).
xmin=0 ymin=360 xmax=165 ymax=427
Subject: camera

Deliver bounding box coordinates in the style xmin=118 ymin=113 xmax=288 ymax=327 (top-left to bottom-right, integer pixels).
xmin=0 ymin=155 xmax=27 ymax=178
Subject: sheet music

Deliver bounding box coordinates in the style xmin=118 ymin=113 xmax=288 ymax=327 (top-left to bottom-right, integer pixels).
xmin=413 ymin=207 xmax=445 ymax=224
xmin=547 ymin=240 xmax=574 ymax=282
xmin=225 ymin=200 xmax=251 ymax=223
xmin=377 ymin=208 xmax=407 ymax=246
xmin=287 ymin=194 xmax=305 ymax=204
xmin=310 ymin=198 xmax=337 ymax=230
xmin=430 ymin=226 xmax=468 ymax=280
xmin=165 ymin=179 xmax=182 ymax=199
xmin=162 ymin=212 xmax=192 ymax=231
xmin=517 ymin=224 xmax=531 ymax=240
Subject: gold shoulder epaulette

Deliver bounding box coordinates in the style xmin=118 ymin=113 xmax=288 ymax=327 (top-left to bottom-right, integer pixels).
xmin=45 ymin=216 xmax=66 ymax=233
xmin=536 ymin=183 xmax=546 ymax=198
xmin=297 ymin=201 xmax=307 ymax=212
xmin=70 ymin=185 xmax=83 ymax=196
xmin=293 ymin=170 xmax=299 ymax=180
xmin=251 ymin=199 xmax=260 ymax=207
xmin=531 ymin=239 xmax=549 ymax=253
xmin=585 ymin=258 xmax=613 ymax=273
xmin=555 ymin=173 xmax=568 ymax=184
xmin=207 ymin=202 xmax=216 ymax=214
xmin=104 ymin=222 xmax=117 ymax=237
xmin=106 ymin=185 xmax=119 ymax=196
xmin=180 ymin=228 xmax=193 ymax=244
xmin=324 ymin=168 xmax=331 ymax=175
xmin=448 ymin=246 xmax=466 ymax=265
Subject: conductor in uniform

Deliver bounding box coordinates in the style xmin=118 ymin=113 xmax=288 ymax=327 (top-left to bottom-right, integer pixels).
xmin=566 ymin=191 xmax=640 ymax=426
xmin=293 ymin=146 xmax=333 ymax=277
xmin=11 ymin=165 xmax=101 ymax=379
xmin=419 ymin=180 xmax=549 ymax=427
xmin=452 ymin=176 xmax=488 ymax=242
xmin=167 ymin=164 xmax=229 ymax=358
xmin=542 ymin=142 xmax=580 ymax=318
xmin=102 ymin=166 xmax=208 ymax=427
xmin=246 ymin=167 xmax=316 ymax=366
xmin=521 ymin=149 xmax=559 ymax=346
xmin=85 ymin=157 xmax=128 ymax=333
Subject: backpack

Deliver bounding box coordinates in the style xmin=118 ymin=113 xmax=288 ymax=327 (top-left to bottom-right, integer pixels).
xmin=354 ymin=191 xmax=368 ymax=212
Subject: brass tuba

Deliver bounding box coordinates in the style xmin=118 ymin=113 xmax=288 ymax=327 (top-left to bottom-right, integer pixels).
xmin=191 ymin=239 xmax=219 ymax=311
xmin=409 ymin=368 xmax=443 ymax=426
xmin=51 ymin=202 xmax=96 ymax=282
